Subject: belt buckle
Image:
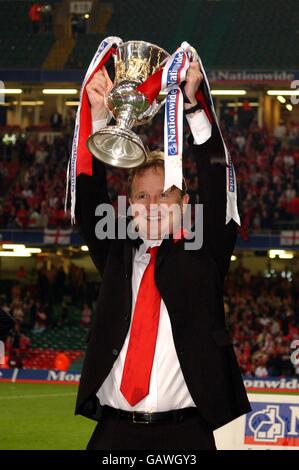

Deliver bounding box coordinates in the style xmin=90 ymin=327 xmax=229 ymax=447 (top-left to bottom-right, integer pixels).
xmin=132 ymin=411 xmax=151 ymax=424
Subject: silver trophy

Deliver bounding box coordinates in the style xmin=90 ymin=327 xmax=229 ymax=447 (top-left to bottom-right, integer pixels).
xmin=87 ymin=41 xmax=170 ymax=168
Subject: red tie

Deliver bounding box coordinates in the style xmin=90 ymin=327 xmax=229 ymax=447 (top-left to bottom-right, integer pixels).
xmin=120 ymin=246 xmax=161 ymax=406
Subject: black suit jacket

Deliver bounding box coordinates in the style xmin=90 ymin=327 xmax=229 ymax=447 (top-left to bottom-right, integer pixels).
xmin=74 ymin=112 xmax=251 ymax=430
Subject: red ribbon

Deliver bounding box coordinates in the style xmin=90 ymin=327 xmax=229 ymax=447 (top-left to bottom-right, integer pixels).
xmin=136 ymin=68 xmax=213 ymax=124
xmin=136 ymin=69 xmax=163 ymax=105
xmin=76 ymin=47 xmax=116 ymax=177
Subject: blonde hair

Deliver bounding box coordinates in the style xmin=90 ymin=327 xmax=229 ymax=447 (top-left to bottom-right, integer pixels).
xmin=127 ymin=150 xmax=187 ymax=197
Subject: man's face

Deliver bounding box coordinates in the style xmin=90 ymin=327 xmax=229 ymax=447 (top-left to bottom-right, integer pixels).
xmin=129 ymin=167 xmax=189 ymax=240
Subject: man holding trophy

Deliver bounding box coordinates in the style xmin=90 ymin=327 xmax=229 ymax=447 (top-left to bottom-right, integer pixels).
xmin=69 ymin=38 xmax=251 ymax=450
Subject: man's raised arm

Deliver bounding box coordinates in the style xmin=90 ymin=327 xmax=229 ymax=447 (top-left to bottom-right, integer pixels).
xmin=75 ymin=67 xmax=114 ymax=274
xmin=184 ymin=62 xmax=241 ymax=278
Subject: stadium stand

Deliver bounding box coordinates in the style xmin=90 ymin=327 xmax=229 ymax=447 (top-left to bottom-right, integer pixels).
xmin=76 ymin=0 xmax=299 ymax=69
xmin=0 ymin=266 xmax=96 ymax=369
xmin=188 ymin=0 xmax=299 ymax=69
xmin=0 ymin=114 xmax=298 ymax=232
xmin=103 ymin=0 xmax=188 ymax=53
xmin=225 ymin=266 xmax=299 ymax=377
xmin=0 ymin=1 xmax=298 ymax=71
xmin=2 ymin=263 xmax=298 ymax=375
xmin=65 ymin=32 xmax=102 ymax=69
xmin=0 ymin=1 xmax=57 ymax=69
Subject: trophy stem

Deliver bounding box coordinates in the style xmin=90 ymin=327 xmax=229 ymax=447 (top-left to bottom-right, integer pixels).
xmin=116 ymin=105 xmax=138 ymax=129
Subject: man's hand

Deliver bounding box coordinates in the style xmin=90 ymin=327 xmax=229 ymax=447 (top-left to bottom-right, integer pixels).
xmin=184 ymin=62 xmax=204 ymax=110
xmin=86 ymin=66 xmax=114 ymax=122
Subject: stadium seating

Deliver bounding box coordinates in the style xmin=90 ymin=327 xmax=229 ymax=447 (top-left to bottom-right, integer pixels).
xmin=0 ymin=1 xmax=55 ymax=69
xmin=29 ymin=326 xmax=87 ymax=351
xmin=3 ymin=268 xmax=298 ymax=376
xmin=65 ymin=33 xmax=103 ymax=69
xmin=23 ymin=348 xmax=83 ymax=369
xmin=103 ymin=0 xmax=188 ymax=53
xmin=225 ymin=266 xmax=299 ymax=377
xmin=1 ymin=118 xmax=298 ymax=232
xmin=100 ymin=0 xmax=299 ymax=69
xmin=1 ymin=1 xmax=297 ymax=70
xmin=22 ymin=326 xmax=86 ymax=369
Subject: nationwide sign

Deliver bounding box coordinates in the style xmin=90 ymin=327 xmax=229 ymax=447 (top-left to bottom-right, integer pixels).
xmin=244 ymin=402 xmax=299 ymax=446
xmin=244 ymin=377 xmax=299 ymax=393
xmin=214 ymin=394 xmax=299 ymax=450
xmin=208 ymin=70 xmax=299 ymax=84
xmin=0 ymin=368 xmax=80 ymax=383
xmin=1 ymin=370 xmax=299 ymax=392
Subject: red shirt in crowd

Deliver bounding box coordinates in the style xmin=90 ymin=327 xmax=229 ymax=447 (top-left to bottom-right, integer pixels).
xmin=29 ymin=3 xmax=42 ymax=22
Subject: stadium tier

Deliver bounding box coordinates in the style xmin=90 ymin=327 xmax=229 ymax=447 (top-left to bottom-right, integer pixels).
xmin=65 ymin=32 xmax=102 ymax=69
xmin=1 ymin=256 xmax=298 ymax=377
xmin=0 ymin=0 xmax=298 ymax=71
xmin=188 ymin=0 xmax=299 ymax=69
xmin=0 ymin=1 xmax=55 ymax=69
xmin=0 ymin=116 xmax=298 ymax=231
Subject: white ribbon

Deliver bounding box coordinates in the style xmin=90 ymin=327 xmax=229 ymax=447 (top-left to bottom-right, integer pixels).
xmin=181 ymin=41 xmax=240 ymax=226
xmin=161 ymin=46 xmax=190 ymax=192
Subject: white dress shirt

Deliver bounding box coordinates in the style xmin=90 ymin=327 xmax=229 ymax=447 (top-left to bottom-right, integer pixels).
xmin=97 ymin=238 xmax=197 ymax=412
xmin=95 ymin=107 xmax=212 ymax=412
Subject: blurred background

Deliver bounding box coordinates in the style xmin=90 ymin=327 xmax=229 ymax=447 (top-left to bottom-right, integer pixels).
xmin=0 ymin=0 xmax=298 ymax=449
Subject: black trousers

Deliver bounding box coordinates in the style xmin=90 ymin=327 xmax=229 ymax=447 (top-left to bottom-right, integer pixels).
xmin=86 ymin=407 xmax=217 ymax=450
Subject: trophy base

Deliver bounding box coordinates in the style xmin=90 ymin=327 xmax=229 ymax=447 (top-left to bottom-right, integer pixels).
xmin=87 ymin=126 xmax=147 ymax=168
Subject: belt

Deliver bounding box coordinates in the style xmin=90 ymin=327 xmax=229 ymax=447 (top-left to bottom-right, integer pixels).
xmin=102 ymin=405 xmax=198 ymax=424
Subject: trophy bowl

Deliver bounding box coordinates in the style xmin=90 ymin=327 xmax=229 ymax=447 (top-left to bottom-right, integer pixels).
xmin=87 ymin=40 xmax=170 ymax=168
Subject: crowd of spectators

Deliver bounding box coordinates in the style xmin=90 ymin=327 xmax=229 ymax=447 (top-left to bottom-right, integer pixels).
xmin=0 ymin=261 xmax=97 ymax=367
xmin=1 ymin=264 xmax=298 ymax=376
xmin=225 ymin=266 xmax=299 ymax=377
xmin=228 ymin=120 xmax=299 ymax=234
xmin=0 ymin=115 xmax=298 ymax=233
xmin=0 ymin=262 xmax=96 ymax=329
xmin=0 ymin=133 xmax=70 ymax=229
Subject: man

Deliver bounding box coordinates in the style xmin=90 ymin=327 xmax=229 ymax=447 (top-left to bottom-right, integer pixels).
xmin=28 ymin=2 xmax=42 ymax=34
xmin=74 ymin=61 xmax=251 ymax=450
